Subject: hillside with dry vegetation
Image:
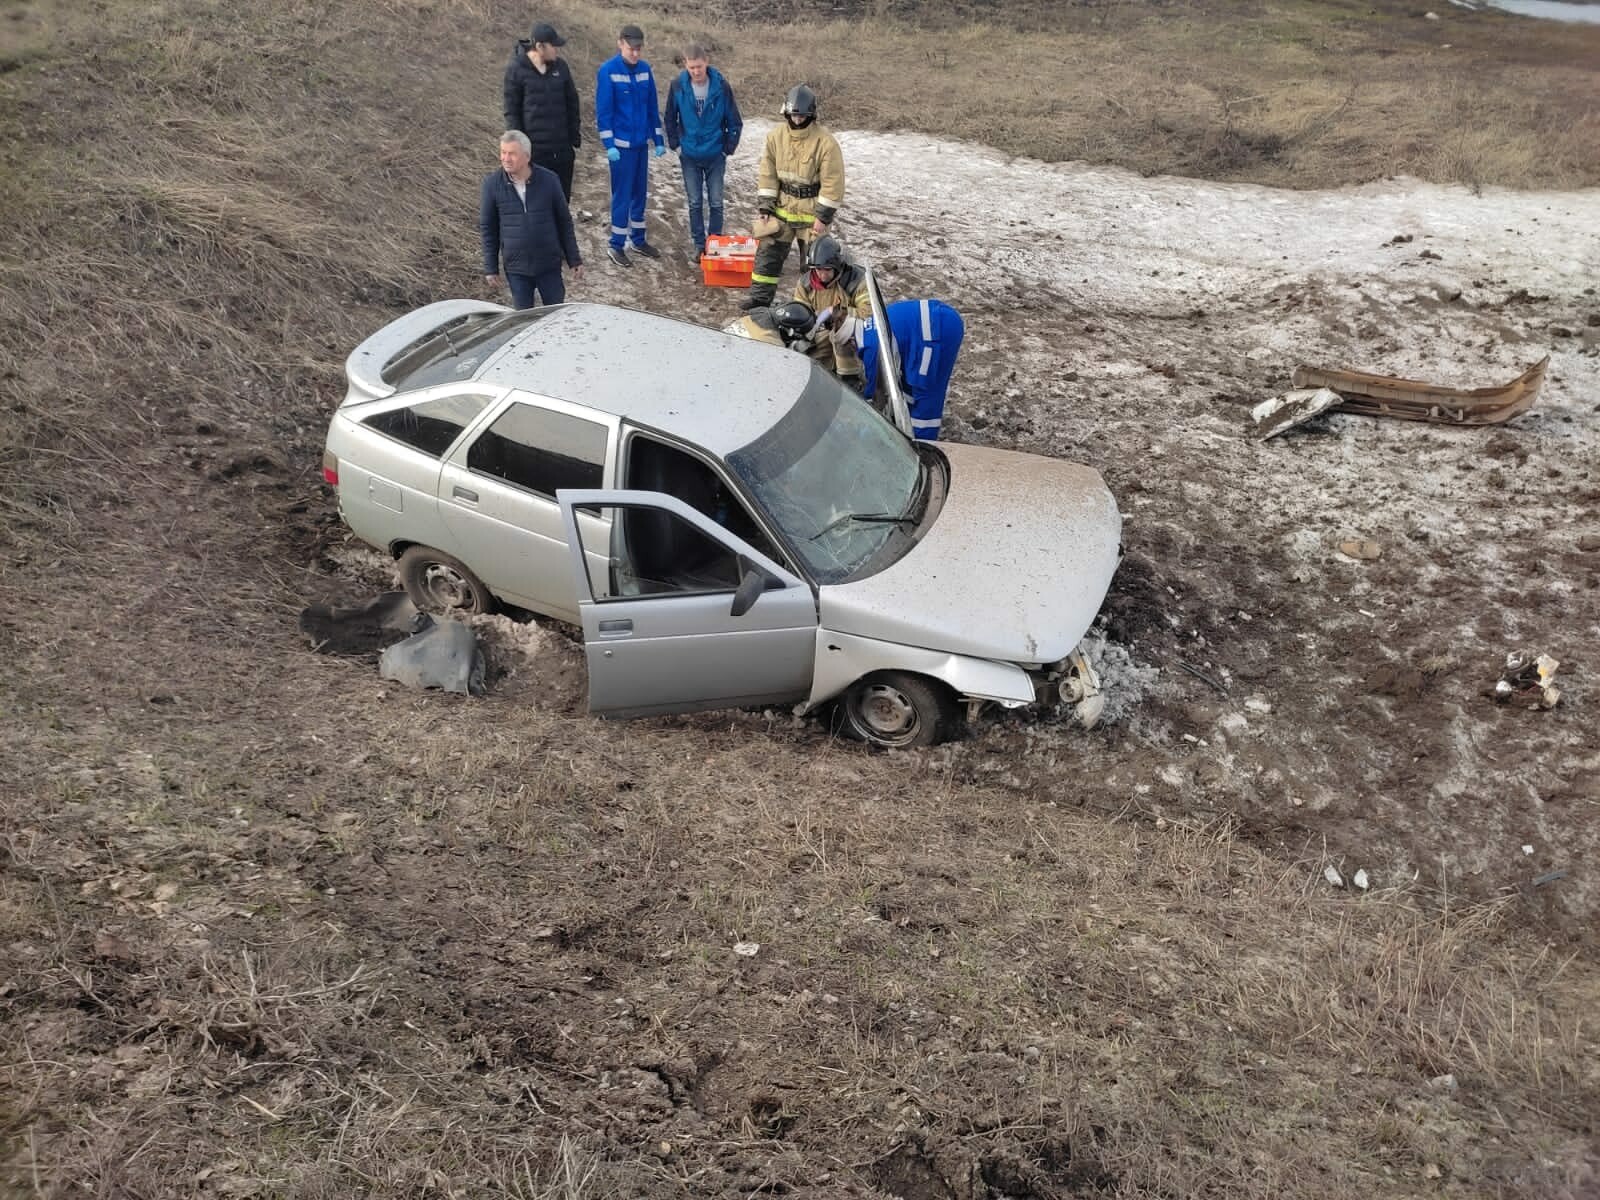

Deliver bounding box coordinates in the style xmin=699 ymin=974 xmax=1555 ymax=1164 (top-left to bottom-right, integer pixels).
xmin=2 ymin=0 xmax=1598 ymax=1197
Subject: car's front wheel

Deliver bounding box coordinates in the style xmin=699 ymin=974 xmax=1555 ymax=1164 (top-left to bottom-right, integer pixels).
xmin=397 ymin=545 xmax=494 ymax=616
xmin=837 ymin=671 xmax=960 ymax=749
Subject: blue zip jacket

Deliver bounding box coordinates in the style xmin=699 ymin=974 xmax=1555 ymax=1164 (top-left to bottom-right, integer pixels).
xmin=860 ymin=299 xmax=966 ymax=440
xmin=664 ymin=66 xmax=743 ymax=162
xmin=480 ymin=166 xmax=580 ymax=276
xmin=595 ymin=53 xmax=663 ymax=152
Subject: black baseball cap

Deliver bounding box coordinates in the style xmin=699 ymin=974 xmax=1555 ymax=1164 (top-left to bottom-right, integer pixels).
xmin=619 ymin=24 xmax=644 ymax=45
xmin=530 ymin=22 xmax=565 ymax=46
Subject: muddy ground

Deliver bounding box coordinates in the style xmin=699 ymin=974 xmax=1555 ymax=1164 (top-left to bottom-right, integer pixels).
xmin=3 ymin=0 xmax=1599 ymax=1196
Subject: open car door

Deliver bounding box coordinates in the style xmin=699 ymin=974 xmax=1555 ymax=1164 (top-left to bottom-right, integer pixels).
xmin=556 ymin=489 xmax=818 ymax=718
xmin=862 ymin=264 xmax=913 ymax=439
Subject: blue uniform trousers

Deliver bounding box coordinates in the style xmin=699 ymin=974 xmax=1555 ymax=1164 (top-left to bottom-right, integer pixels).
xmin=608 ymin=147 xmax=650 ymax=250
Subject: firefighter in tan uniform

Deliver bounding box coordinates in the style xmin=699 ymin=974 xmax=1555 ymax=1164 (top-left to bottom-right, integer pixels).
xmin=740 ymin=84 xmax=844 ymax=311
xmin=793 ymin=237 xmax=872 ymax=389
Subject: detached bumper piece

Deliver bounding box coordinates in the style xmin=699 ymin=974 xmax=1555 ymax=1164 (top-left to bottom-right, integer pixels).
xmin=1290 ymin=357 xmax=1548 ymax=427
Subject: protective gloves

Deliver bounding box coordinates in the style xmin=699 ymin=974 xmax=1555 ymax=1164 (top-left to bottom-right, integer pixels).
xmin=651 ymin=142 xmax=666 ymax=158
xmin=606 ymin=147 xmax=621 ymax=163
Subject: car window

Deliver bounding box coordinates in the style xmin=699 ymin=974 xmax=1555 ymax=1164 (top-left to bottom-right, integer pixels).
xmin=624 ymin=435 xmax=785 ymax=568
xmin=467 ymin=402 xmax=608 ymax=498
xmin=381 ymin=308 xmax=559 ymax=391
xmin=362 ymin=392 xmax=495 ymax=457
xmin=583 ymin=503 xmax=741 ymax=599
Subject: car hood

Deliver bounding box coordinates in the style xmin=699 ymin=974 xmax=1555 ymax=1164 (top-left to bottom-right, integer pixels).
xmin=817 ymin=442 xmax=1121 ymax=664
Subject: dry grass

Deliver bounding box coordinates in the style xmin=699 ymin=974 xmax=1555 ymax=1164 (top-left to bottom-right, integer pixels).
xmin=3 ymin=0 xmax=1600 ymax=1196
xmin=551 ymin=0 xmax=1600 ymax=189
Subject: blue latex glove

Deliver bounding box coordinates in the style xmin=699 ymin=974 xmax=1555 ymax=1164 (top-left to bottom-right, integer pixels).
xmin=651 ymin=142 xmax=665 ymax=158
xmin=606 ymin=147 xmax=620 ymax=163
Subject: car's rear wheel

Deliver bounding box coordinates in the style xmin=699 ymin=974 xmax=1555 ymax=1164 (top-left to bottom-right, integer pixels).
xmin=837 ymin=671 xmax=960 ymax=749
xmin=397 ymin=545 xmax=494 ymax=616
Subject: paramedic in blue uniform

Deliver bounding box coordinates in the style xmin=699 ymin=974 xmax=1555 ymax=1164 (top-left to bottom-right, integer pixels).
xmin=858 ymin=299 xmax=965 ymax=441
xmin=595 ymin=24 xmax=665 ymax=267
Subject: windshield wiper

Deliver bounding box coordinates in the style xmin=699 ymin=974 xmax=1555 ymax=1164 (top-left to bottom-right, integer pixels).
xmin=808 ymin=511 xmax=916 ymax=542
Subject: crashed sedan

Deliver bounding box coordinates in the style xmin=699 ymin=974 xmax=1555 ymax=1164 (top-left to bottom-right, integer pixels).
xmin=321 ymin=297 xmax=1121 ymax=747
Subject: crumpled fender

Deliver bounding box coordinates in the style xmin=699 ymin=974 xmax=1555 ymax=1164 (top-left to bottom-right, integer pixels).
xmin=802 ymin=627 xmax=1035 ymax=712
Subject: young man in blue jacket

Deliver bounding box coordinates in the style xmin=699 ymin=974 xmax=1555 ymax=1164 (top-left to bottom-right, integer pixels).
xmin=664 ymin=44 xmax=743 ymax=264
xmin=595 ymin=24 xmax=666 ymax=267
xmin=481 ymin=131 xmax=583 ymax=308
xmin=858 ymin=299 xmax=965 ymax=440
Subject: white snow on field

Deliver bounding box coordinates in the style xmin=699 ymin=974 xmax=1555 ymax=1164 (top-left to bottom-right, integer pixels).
xmin=715 ymin=121 xmax=1600 ymax=406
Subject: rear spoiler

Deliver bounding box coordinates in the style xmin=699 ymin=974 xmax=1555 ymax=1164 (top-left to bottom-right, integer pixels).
xmin=342 ymin=299 xmax=510 ymax=405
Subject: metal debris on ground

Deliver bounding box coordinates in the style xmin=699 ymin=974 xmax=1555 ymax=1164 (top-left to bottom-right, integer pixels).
xmin=1251 ymin=387 xmax=1342 ymax=439
xmin=379 ymin=618 xmax=486 ymax=696
xmin=1291 ymin=356 xmax=1547 ymax=426
xmin=1487 ymin=651 xmax=1561 ymax=709
xmin=1254 ymin=357 xmax=1548 ymax=438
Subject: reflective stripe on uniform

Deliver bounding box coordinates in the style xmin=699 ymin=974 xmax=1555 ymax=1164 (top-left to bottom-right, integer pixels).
xmin=818 ymin=195 xmax=842 ymax=208
xmin=611 ymin=225 xmax=629 ymax=236
xmin=608 ymin=73 xmax=633 ymax=82
xmin=751 ymin=272 xmax=780 ymax=284
xmin=920 ymin=299 xmax=932 ymax=340
xmin=774 ymin=206 xmax=812 ymax=224
xmin=613 ymin=137 xmax=632 ymax=148
xmin=599 ymin=128 xmax=614 ymax=139
xmin=917 ymin=346 xmax=933 ymax=378
xmin=910 ymin=417 xmax=941 ymax=430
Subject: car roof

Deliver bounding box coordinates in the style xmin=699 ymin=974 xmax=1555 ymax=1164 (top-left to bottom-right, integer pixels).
xmin=474 ymin=303 xmax=814 ymax=456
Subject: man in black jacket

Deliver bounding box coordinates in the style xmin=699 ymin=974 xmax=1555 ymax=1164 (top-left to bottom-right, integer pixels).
xmin=481 ymin=131 xmax=583 ymax=308
xmin=502 ymin=22 xmax=582 ymax=201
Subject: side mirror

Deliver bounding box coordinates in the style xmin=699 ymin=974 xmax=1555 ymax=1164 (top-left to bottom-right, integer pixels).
xmin=730 ymin=561 xmax=771 ymax=617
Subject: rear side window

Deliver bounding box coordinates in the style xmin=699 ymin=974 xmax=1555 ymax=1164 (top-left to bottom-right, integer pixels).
xmin=362 ymin=393 xmax=494 ymax=457
xmin=467 ymin=403 xmax=608 ymax=497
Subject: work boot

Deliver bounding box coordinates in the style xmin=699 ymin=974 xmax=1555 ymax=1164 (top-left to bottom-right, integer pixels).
xmin=607 ymin=246 xmax=632 ymax=268
xmin=685 ymin=246 xmax=703 ymax=266
xmin=632 ymin=241 xmax=661 ymax=259
xmin=739 ymin=288 xmax=774 ymax=312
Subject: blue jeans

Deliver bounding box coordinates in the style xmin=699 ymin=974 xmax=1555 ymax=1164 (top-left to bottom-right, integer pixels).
xmin=506 ymin=268 xmax=564 ymax=309
xmin=679 ymin=154 xmax=725 ymax=252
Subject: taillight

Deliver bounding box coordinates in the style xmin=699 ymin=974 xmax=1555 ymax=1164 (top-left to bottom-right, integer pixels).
xmin=321 ymin=451 xmax=339 ymax=486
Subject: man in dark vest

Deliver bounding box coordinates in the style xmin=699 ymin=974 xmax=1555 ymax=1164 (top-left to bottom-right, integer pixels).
xmin=502 ymin=22 xmax=582 ymax=201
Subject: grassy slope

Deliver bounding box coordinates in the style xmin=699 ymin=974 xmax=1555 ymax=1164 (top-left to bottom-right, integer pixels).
xmin=1 ymin=0 xmax=1598 ymax=1197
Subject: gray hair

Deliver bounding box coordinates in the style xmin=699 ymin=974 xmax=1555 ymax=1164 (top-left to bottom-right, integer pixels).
xmin=499 ymin=129 xmax=532 ymax=154
xmin=683 ymin=42 xmax=709 ymax=62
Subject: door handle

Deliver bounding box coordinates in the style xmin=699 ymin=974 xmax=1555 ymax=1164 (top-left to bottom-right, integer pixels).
xmin=597 ymin=618 xmax=633 ymax=636
xmin=452 ymin=485 xmax=479 ymax=503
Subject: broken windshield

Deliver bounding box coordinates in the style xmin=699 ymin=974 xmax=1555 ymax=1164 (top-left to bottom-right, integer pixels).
xmin=726 ymin=369 xmax=923 ymax=585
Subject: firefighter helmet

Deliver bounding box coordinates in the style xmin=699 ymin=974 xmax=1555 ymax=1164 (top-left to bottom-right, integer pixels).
xmin=780 ymin=84 xmax=818 ymax=124
xmin=805 ymin=236 xmax=845 ymax=273
xmin=771 ymin=300 xmax=815 ymax=342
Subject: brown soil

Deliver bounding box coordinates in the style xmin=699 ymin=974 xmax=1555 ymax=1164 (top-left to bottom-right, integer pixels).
xmin=2 ymin=0 xmax=1599 ymax=1197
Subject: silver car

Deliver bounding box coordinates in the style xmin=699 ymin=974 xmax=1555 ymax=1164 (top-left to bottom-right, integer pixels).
xmin=321 ymin=294 xmax=1121 ymax=747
